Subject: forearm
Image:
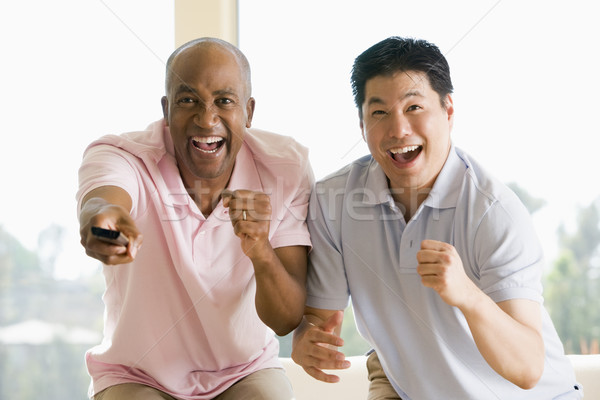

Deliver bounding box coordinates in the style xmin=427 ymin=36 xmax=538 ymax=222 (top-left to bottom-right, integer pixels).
xmin=460 ymin=292 xmax=544 ymax=389
xmin=252 ymin=246 xmax=307 ymax=336
xmin=417 ymin=240 xmax=545 ymax=389
xmin=79 ymin=185 xmax=133 ymax=223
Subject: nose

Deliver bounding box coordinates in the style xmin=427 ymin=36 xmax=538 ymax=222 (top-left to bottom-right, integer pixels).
xmin=387 ymin=109 xmax=412 ymax=139
xmin=194 ymin=104 xmax=219 ymax=128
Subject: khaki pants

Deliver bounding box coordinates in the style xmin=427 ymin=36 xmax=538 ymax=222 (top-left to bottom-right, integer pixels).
xmin=367 ymin=352 xmax=402 ymax=400
xmin=94 ymin=368 xmax=294 ymax=400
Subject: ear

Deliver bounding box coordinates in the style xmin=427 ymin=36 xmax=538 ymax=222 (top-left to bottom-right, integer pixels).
xmin=359 ymin=111 xmax=366 ymax=142
xmin=161 ymin=96 xmax=169 ymax=125
xmin=444 ymin=94 xmax=455 ymax=128
xmin=245 ymin=97 xmax=256 ymax=128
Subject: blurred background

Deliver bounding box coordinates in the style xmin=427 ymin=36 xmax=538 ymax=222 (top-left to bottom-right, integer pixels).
xmin=1 ymin=1 xmax=599 ymax=398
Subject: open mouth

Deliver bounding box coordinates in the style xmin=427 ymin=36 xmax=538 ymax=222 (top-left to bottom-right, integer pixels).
xmin=191 ymin=136 xmax=225 ymax=154
xmin=389 ymin=145 xmax=422 ymax=163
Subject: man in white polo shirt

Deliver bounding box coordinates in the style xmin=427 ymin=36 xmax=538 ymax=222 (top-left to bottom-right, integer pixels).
xmin=292 ymin=36 xmax=581 ymax=399
xmin=77 ymin=38 xmax=312 ymax=399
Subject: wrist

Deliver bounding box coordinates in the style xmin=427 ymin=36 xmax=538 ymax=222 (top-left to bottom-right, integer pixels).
xmin=248 ymin=241 xmax=277 ymax=269
xmin=457 ymin=284 xmax=489 ymax=315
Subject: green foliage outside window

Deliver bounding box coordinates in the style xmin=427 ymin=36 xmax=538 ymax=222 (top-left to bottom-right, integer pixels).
xmin=545 ymin=202 xmax=600 ymax=354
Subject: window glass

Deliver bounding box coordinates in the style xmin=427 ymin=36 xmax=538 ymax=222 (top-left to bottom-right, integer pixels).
xmin=0 ymin=2 xmax=598 ymax=399
xmin=239 ymin=0 xmax=600 ymax=356
xmin=0 ymin=1 xmax=173 ymax=397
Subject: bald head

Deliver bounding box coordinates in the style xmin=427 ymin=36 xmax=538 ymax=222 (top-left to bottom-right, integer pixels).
xmin=165 ymin=37 xmax=252 ymax=98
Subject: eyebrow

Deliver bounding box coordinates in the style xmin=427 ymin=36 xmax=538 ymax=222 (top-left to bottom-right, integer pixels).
xmin=366 ymin=90 xmax=423 ymax=106
xmin=173 ymin=84 xmax=197 ymax=96
xmin=173 ymin=84 xmax=239 ymax=99
xmin=214 ymin=88 xmax=239 ymax=98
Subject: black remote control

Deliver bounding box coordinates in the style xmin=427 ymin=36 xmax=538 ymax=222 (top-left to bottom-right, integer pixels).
xmin=91 ymin=227 xmax=129 ymax=246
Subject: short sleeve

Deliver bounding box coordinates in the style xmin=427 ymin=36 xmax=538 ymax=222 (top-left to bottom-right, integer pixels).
xmin=269 ymin=160 xmax=314 ymax=250
xmin=305 ymin=182 xmax=351 ymax=311
xmin=474 ymin=194 xmax=544 ymax=304
xmin=76 ymin=144 xmax=142 ymax=217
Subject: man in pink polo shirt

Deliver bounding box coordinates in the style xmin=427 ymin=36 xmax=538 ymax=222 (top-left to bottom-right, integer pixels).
xmin=77 ymin=38 xmax=313 ymax=400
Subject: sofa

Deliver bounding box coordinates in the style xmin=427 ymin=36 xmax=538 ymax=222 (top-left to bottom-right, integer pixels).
xmin=281 ymin=354 xmax=600 ymax=399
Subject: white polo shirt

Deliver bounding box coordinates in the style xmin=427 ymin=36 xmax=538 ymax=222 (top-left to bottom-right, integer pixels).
xmin=77 ymin=120 xmax=313 ymax=399
xmin=306 ymin=146 xmax=581 ymax=399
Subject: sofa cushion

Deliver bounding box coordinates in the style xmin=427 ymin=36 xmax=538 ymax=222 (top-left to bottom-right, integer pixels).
xmin=281 ymin=354 xmax=599 ymax=399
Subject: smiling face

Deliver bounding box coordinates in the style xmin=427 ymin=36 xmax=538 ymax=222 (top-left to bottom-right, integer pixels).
xmin=161 ymin=43 xmax=255 ymax=191
xmin=360 ymin=70 xmax=454 ymax=203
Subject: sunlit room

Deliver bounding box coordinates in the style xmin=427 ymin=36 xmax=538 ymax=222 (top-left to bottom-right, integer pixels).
xmin=1 ymin=1 xmax=599 ymax=399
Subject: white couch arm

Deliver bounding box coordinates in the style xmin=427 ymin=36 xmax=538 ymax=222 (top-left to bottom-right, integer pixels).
xmin=568 ymin=354 xmax=600 ymax=398
xmin=281 ymin=356 xmax=368 ymax=400
xmin=282 ymin=354 xmax=600 ymax=399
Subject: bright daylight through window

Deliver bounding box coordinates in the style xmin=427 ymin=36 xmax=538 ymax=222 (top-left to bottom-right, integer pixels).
xmin=0 ymin=1 xmax=598 ymax=399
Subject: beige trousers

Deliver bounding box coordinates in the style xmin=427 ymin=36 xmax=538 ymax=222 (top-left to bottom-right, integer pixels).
xmin=367 ymin=352 xmax=403 ymax=400
xmin=94 ymin=368 xmax=294 ymax=400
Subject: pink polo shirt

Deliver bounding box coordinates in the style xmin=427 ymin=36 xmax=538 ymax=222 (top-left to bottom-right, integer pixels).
xmin=77 ymin=120 xmax=313 ymax=399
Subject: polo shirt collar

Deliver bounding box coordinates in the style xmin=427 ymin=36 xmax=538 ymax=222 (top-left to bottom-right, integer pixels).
xmin=362 ymin=144 xmax=466 ymax=210
xmin=423 ymin=144 xmax=465 ymax=210
xmin=226 ymin=143 xmax=263 ymax=193
xmin=363 ymin=158 xmax=394 ymax=205
xmin=160 ymin=128 xmax=263 ymax=208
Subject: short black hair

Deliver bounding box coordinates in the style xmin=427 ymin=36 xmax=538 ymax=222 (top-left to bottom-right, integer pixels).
xmin=351 ymin=37 xmax=453 ymax=118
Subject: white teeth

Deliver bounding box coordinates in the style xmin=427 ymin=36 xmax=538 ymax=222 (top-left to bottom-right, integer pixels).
xmin=191 ymin=136 xmax=224 ymax=153
xmin=192 ymin=136 xmax=223 ymax=144
xmin=390 ymin=145 xmax=420 ymax=154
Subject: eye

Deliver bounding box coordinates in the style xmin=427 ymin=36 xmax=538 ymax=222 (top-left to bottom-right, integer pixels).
xmin=216 ymin=97 xmax=234 ymax=107
xmin=371 ymin=109 xmax=387 ymax=118
xmin=176 ymin=96 xmax=197 ymax=105
xmin=406 ymin=104 xmax=422 ymax=112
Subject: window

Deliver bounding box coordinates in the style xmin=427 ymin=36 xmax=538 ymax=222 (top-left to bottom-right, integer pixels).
xmin=238 ymin=0 xmax=600 ymax=354
xmin=0 ymin=1 xmax=173 ymax=398
xmin=1 ymin=1 xmax=598 ymax=399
